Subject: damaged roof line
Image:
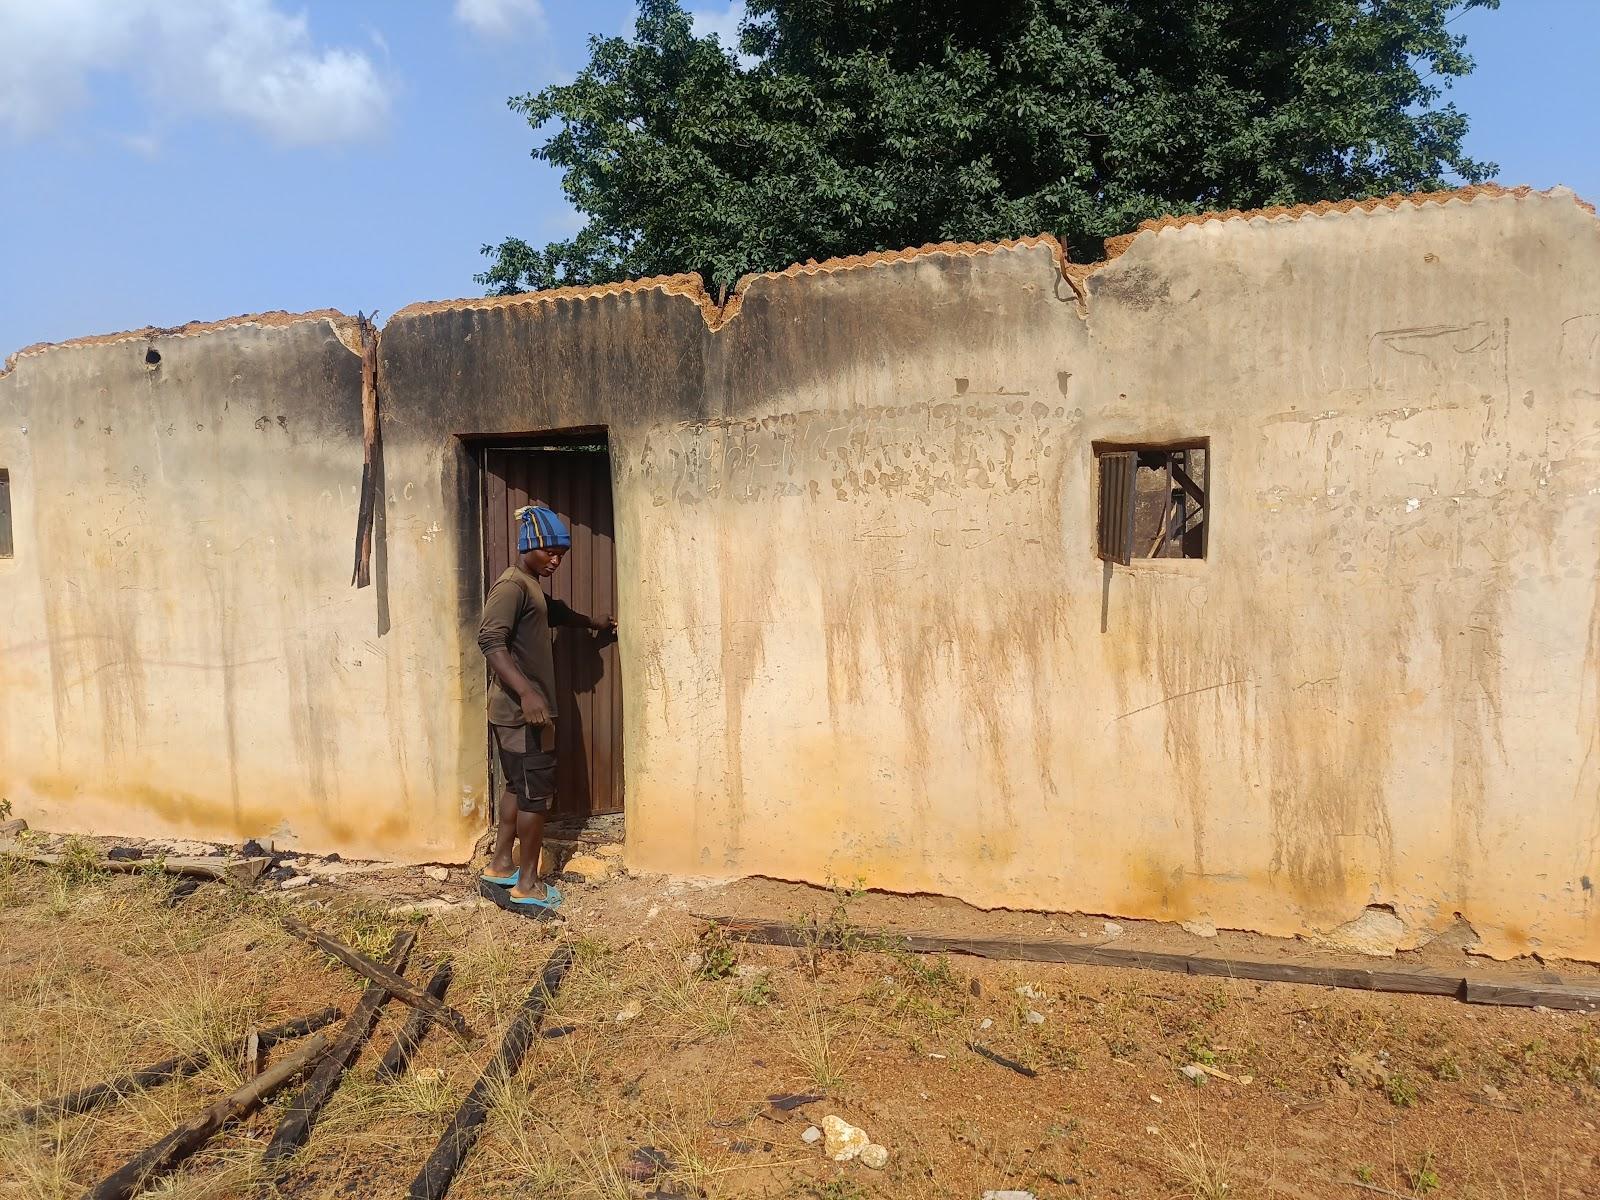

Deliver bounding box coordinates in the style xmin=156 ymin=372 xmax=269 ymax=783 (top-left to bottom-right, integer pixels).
xmin=4 ymin=184 xmax=1590 ymax=377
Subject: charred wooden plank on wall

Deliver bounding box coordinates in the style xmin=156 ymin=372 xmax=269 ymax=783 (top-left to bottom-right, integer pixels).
xmin=351 ymin=312 xmax=381 ymax=588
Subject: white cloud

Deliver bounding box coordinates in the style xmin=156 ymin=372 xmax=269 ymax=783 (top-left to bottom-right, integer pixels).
xmin=687 ymin=2 xmax=756 ymax=66
xmin=0 ymin=0 xmax=390 ymax=145
xmin=453 ymin=0 xmax=547 ymax=40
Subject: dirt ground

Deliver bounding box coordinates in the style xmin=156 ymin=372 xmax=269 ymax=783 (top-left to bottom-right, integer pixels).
xmin=1 ymin=834 xmax=1597 ymax=1200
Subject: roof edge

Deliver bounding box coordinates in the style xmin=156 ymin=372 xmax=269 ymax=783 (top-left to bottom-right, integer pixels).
xmin=1 ymin=308 xmax=357 ymax=381
xmin=1100 ymin=183 xmax=1592 ymax=259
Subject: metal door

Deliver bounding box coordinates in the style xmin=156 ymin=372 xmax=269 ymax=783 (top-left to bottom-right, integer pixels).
xmin=482 ymin=442 xmax=623 ymax=817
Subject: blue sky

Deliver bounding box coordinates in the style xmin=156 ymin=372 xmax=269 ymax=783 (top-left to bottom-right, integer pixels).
xmin=1 ymin=0 xmax=1594 ymax=357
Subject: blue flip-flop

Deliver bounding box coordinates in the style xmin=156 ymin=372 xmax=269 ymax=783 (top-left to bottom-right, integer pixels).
xmin=508 ymin=883 xmax=563 ymax=912
xmin=477 ymin=878 xmax=564 ymax=921
xmin=480 ymin=868 xmax=520 ymax=888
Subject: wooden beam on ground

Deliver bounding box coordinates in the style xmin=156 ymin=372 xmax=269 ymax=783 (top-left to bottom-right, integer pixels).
xmin=701 ymin=917 xmax=1600 ymax=1013
xmin=280 ymin=916 xmax=475 ymax=1041
xmin=261 ymin=931 xmax=416 ymax=1171
xmin=376 ymin=960 xmax=455 ymax=1083
xmin=84 ymin=1032 xmax=330 ymax=1200
xmin=407 ymin=944 xmax=575 ymax=1200
xmin=5 ymin=851 xmax=269 ymax=886
xmin=14 ymin=1006 xmax=341 ymax=1125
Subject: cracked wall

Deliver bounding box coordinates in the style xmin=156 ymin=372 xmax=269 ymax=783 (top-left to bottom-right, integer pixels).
xmin=2 ymin=187 xmax=1597 ymax=960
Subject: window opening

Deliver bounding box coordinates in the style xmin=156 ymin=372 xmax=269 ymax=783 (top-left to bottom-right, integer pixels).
xmin=1095 ymin=442 xmax=1208 ymax=563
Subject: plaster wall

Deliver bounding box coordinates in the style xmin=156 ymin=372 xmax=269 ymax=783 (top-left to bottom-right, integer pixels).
xmin=3 ymin=188 xmax=1597 ymax=959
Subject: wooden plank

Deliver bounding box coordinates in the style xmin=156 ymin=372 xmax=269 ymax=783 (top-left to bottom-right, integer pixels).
xmin=85 ymin=1032 xmax=330 ymax=1200
xmin=703 ymin=917 xmax=1600 ymax=1011
xmin=15 ymin=1006 xmax=340 ymax=1125
xmin=280 ymin=916 xmax=474 ymax=1040
xmin=407 ymin=944 xmax=576 ymax=1200
xmin=261 ymin=931 xmax=416 ymax=1170
xmin=375 ymin=960 xmax=455 ymax=1082
xmin=350 ymin=314 xmax=380 ymax=589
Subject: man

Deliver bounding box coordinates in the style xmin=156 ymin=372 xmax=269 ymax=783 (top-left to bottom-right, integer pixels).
xmin=476 ymin=502 xmax=615 ymax=914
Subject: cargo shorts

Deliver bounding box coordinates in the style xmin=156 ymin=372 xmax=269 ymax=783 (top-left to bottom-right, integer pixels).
xmin=493 ymin=722 xmax=556 ymax=815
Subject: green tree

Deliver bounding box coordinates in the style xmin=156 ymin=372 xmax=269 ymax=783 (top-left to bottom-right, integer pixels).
xmin=478 ymin=0 xmax=1499 ymax=296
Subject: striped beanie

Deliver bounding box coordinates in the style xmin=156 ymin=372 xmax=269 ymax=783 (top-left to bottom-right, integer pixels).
xmin=516 ymin=505 xmax=571 ymax=552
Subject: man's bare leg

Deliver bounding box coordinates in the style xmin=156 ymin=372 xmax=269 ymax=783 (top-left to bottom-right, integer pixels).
xmin=487 ymin=789 xmax=519 ymax=877
xmin=508 ymin=810 xmax=546 ymax=899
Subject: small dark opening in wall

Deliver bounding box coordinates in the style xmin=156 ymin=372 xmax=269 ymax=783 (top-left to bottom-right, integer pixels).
xmin=0 ymin=469 xmax=13 ymax=558
xmin=144 ymin=347 xmax=161 ymax=366
xmin=1094 ymin=440 xmax=1209 ymax=564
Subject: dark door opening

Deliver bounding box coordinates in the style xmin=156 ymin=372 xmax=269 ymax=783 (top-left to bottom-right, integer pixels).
xmin=481 ymin=437 xmax=623 ymax=818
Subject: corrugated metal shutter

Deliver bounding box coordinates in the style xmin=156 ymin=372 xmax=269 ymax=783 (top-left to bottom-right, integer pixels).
xmin=1096 ymin=451 xmax=1137 ymax=566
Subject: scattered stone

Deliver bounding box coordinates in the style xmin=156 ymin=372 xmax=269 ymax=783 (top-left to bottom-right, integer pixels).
xmin=615 ymin=1001 xmax=642 ymax=1024
xmin=563 ymin=853 xmax=617 ymax=883
xmin=684 ymin=950 xmax=704 ymax=973
xmin=415 ymin=1067 xmax=445 ymax=1084
xmin=768 ymin=1092 xmax=823 ymax=1112
xmin=423 ymin=866 xmax=448 ymax=882
xmin=969 ymin=978 xmax=982 ymax=998
xmin=1180 ymin=918 xmax=1218 ymax=938
xmin=0 ymin=818 xmax=28 ymax=836
xmin=594 ymin=842 xmax=624 ymax=860
xmin=1180 ymin=1064 xmax=1208 ymax=1085
xmin=1149 ymin=1094 xmax=1163 ymax=1105
xmin=324 ymin=852 xmax=342 ymax=863
xmin=1014 ymin=983 xmax=1043 ymax=1001
xmin=860 ymin=1143 xmax=889 ymax=1169
xmin=280 ymin=875 xmax=313 ymax=890
xmin=979 ymin=1018 xmax=994 ymax=1031
xmin=1102 ymin=921 xmax=1124 ymax=938
xmin=106 ymin=846 xmax=144 ymax=861
xmin=733 ymin=964 xmax=769 ymax=979
xmin=821 ymin=1115 xmax=870 ymax=1162
xmin=801 ymin=1126 xmax=822 ymax=1145
xmin=239 ymin=838 xmax=271 ymax=857
xmin=1024 ymin=1010 xmax=1045 ymax=1025
xmin=982 ymin=1191 xmax=1037 ymax=1200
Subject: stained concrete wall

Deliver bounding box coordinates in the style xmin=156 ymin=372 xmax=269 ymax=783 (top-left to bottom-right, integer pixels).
xmin=3 ymin=187 xmax=1597 ymax=959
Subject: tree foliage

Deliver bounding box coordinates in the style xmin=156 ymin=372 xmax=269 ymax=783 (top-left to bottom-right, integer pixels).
xmin=478 ymin=0 xmax=1499 ymax=295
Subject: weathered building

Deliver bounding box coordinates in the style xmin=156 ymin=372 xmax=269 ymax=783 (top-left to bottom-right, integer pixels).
xmin=3 ymin=184 xmax=1597 ymax=960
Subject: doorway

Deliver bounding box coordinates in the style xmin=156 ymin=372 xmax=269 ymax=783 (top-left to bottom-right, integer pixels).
xmin=481 ymin=436 xmax=623 ymax=818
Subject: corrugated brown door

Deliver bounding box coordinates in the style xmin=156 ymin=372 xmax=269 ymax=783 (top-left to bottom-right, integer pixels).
xmin=482 ymin=444 xmax=623 ymax=818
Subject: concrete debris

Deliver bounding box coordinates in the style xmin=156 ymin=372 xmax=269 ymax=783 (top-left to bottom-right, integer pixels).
xmin=979 ymin=1018 xmax=994 ymax=1031
xmin=1024 ymin=1010 xmax=1045 ymax=1025
xmin=423 ymin=866 xmax=448 ymax=882
xmin=1180 ymin=918 xmax=1218 ymax=938
xmin=280 ymin=875 xmax=313 ymax=890
xmin=562 ymin=853 xmax=617 ymax=883
xmin=801 ymin=1125 xmax=822 ymax=1144
xmin=1315 ymin=904 xmax=1407 ymax=957
xmin=821 ymin=1115 xmax=870 ymax=1162
xmin=1014 ymin=983 xmax=1043 ymax=1001
xmin=615 ymin=1001 xmax=641 ymax=1024
xmin=860 ymin=1143 xmax=889 ymax=1169
xmin=1102 ymin=921 xmax=1124 ymax=938
xmin=594 ymin=842 xmax=624 ymax=860
xmin=982 ymin=1192 xmax=1037 ymax=1200
xmin=0 ymin=818 xmax=29 ymax=836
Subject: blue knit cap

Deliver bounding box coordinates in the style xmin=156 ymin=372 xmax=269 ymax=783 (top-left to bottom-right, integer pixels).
xmin=516 ymin=505 xmax=571 ymax=552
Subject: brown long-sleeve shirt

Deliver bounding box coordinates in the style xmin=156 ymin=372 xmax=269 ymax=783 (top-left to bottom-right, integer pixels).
xmin=476 ymin=565 xmax=576 ymax=727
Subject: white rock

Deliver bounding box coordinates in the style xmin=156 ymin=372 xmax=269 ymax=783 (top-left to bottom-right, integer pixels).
xmin=821 ymin=1115 xmax=870 ymax=1162
xmin=684 ymin=951 xmax=704 ymax=972
xmin=801 ymin=1125 xmax=822 ymax=1145
xmin=1180 ymin=918 xmax=1218 ymax=938
xmin=280 ymin=875 xmax=313 ymax=890
xmin=1102 ymin=921 xmax=1124 ymax=937
xmin=982 ymin=1192 xmax=1037 ymax=1200
xmin=1180 ymin=1063 xmax=1208 ymax=1084
xmin=1014 ymin=983 xmax=1043 ymax=1000
xmin=979 ymin=1018 xmax=994 ymax=1031
xmin=860 ymin=1143 xmax=889 ymax=1169
xmin=1149 ymin=1094 xmax=1163 ymax=1105
xmin=1316 ymin=904 xmax=1407 ymax=957
xmin=614 ymin=1001 xmax=641 ymax=1024
xmin=1024 ymin=1009 xmax=1045 ymax=1025
xmin=424 ymin=866 xmax=448 ymax=882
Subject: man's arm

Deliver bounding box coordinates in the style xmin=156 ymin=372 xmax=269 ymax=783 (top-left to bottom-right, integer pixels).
xmin=546 ymin=596 xmax=617 ymax=633
xmin=477 ymin=581 xmax=552 ymax=725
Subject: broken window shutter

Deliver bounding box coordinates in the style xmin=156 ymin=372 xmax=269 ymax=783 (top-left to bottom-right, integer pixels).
xmin=1096 ymin=451 xmax=1137 ymax=566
